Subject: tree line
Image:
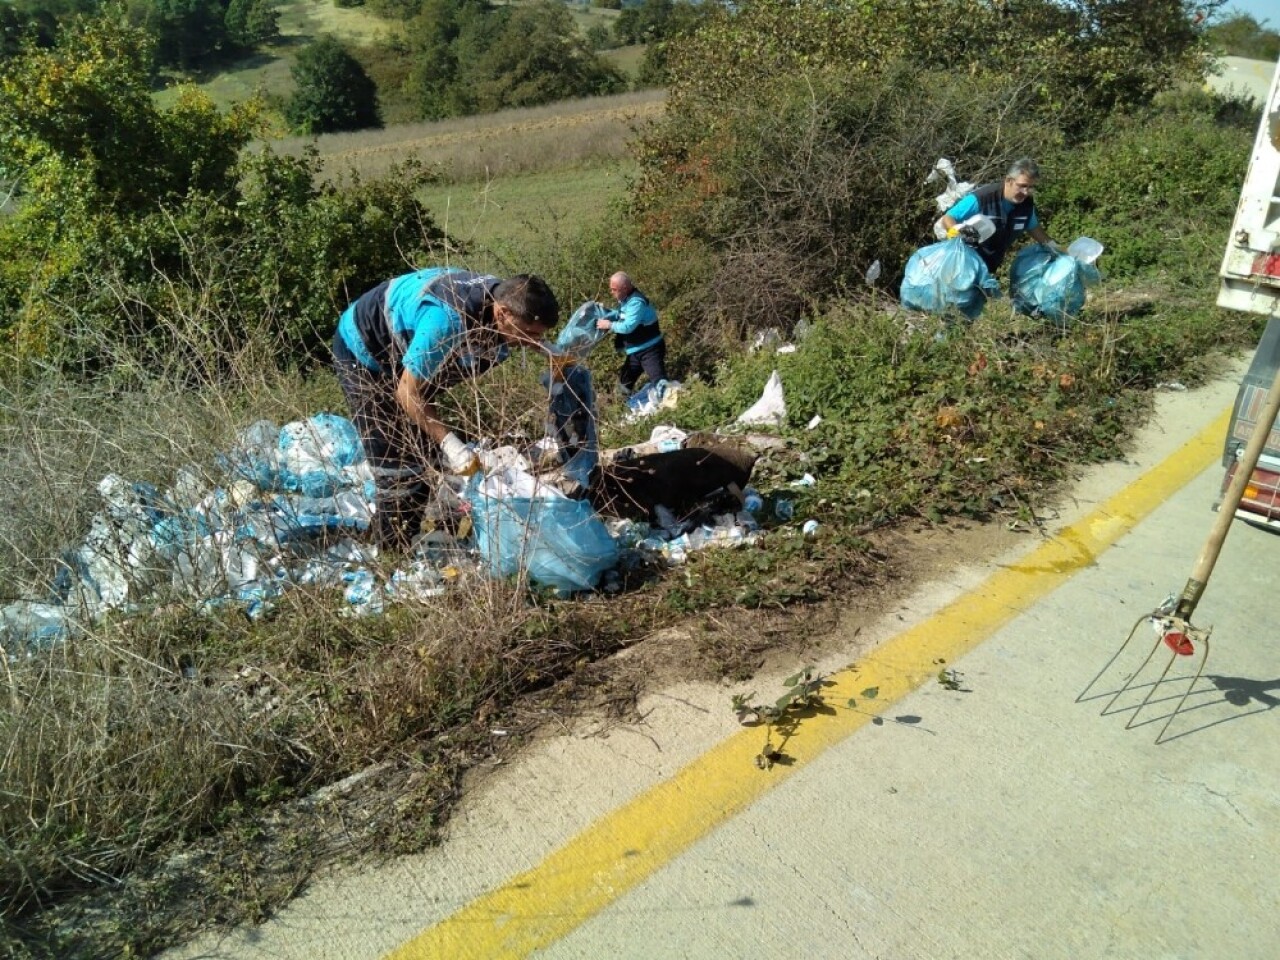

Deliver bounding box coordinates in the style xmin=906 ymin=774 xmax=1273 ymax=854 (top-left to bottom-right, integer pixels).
xmin=1 ymin=0 xmax=278 ymax=68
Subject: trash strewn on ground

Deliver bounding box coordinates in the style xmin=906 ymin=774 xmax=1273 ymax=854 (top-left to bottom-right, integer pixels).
xmin=2 ymin=310 xmax=828 ymax=651
xmin=624 ymin=379 xmax=682 ymax=420
xmin=736 ymin=370 xmax=787 ymax=427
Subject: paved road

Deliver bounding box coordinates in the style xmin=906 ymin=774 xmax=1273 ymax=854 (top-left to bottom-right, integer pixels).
xmin=1208 ymin=56 xmax=1277 ymax=102
xmin=172 ymin=362 xmax=1279 ymax=960
xmin=523 ymin=424 xmax=1280 ymax=959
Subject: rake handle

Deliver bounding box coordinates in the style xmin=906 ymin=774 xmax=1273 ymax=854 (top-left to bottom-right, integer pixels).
xmin=1175 ymin=361 xmax=1280 ymax=621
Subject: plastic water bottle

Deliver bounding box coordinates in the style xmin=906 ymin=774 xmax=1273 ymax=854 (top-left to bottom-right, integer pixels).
xmin=742 ymin=488 xmax=764 ymax=514
xmin=775 ymin=498 xmax=795 ymax=521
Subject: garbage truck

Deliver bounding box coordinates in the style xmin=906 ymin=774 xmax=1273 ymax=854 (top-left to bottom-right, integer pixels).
xmin=1217 ymin=56 xmax=1280 ymax=527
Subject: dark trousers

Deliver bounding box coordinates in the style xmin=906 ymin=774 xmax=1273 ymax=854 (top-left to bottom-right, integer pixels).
xmin=333 ymin=333 xmax=434 ymax=550
xmin=618 ymin=339 xmax=668 ymax=393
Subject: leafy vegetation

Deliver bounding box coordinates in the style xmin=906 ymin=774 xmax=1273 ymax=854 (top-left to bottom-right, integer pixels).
xmin=1207 ymin=9 xmax=1280 ymax=60
xmin=628 ymin=0 xmax=1242 ymax=364
xmin=286 ymin=35 xmax=382 ymax=133
xmin=0 ymin=15 xmax=450 ymax=371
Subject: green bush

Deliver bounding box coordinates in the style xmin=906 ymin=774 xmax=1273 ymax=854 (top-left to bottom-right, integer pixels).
xmin=629 ymin=62 xmax=1054 ymax=361
xmin=286 ymin=36 xmax=382 ymax=135
xmin=1038 ymin=93 xmax=1255 ymax=283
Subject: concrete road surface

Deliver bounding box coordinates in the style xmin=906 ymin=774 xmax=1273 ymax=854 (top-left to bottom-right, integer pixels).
xmin=523 ymin=420 xmax=1280 ymax=960
xmin=1208 ymin=56 xmax=1277 ymax=103
xmin=172 ymin=360 xmax=1280 ymax=960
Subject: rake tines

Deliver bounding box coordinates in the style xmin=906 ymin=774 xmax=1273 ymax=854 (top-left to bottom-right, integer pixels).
xmin=1083 ymin=358 xmax=1280 ymax=743
xmin=1079 ymin=611 xmax=1211 ymax=743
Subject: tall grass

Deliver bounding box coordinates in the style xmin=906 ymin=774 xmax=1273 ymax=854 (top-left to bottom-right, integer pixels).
xmin=269 ymin=89 xmax=664 ymax=183
xmin=0 ymin=264 xmax=653 ymax=953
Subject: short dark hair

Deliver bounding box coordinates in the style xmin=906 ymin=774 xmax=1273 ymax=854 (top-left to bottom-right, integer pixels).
xmin=493 ymin=274 xmax=559 ymax=330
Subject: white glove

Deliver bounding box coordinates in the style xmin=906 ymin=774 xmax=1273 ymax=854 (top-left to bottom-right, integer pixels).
xmin=440 ymin=432 xmax=480 ymax=476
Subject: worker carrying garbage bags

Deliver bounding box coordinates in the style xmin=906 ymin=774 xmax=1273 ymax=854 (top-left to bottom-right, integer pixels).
xmin=900 ymin=157 xmax=1101 ymax=326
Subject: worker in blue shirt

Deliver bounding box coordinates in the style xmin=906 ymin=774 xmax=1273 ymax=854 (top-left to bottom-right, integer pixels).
xmin=332 ymin=267 xmax=559 ymax=548
xmin=596 ymin=272 xmax=668 ymax=396
xmin=939 ymin=157 xmax=1060 ymax=272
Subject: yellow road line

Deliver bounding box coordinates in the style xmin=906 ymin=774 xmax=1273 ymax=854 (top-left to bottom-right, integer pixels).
xmin=386 ymin=408 xmax=1231 ymax=960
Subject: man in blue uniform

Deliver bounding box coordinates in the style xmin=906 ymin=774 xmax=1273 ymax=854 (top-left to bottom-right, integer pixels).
xmin=595 ymin=271 xmax=667 ymax=396
xmin=939 ymin=157 xmax=1060 ymax=273
xmin=332 ymin=267 xmax=559 ymax=548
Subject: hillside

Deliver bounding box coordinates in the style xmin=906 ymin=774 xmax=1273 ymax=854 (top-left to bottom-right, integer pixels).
xmin=155 ymin=0 xmax=646 ymax=128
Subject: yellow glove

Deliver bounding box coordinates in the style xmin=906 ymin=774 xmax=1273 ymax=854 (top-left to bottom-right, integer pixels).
xmin=945 ymin=225 xmax=960 ymax=239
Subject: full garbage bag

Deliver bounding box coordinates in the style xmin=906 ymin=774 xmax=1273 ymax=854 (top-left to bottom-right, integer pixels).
xmin=1010 ymin=239 xmax=1103 ymax=325
xmin=467 ymin=469 xmax=619 ymax=593
xmin=900 ymin=237 xmax=1000 ymax=321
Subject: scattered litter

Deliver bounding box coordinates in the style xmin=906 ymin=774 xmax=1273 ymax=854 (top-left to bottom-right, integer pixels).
xmin=624 ymin=379 xmax=681 ymax=421
xmin=789 ymin=474 xmax=816 ymax=487
xmin=802 ymin=519 xmax=820 ymax=536
xmin=1157 ymin=381 xmax=1188 ymax=392
xmin=965 ymin=456 xmax=990 ymax=464
xmin=736 ymin=370 xmax=787 ymax=428
xmin=776 ymin=344 xmax=797 ymax=354
xmin=806 ymin=415 xmax=823 ymax=430
xmin=0 ymin=414 xmax=474 ymax=653
xmin=865 ymin=260 xmax=882 ymax=285
xmin=648 ymin=425 xmax=688 ymax=453
xmin=742 ymin=487 xmax=765 ymax=514
xmin=749 ymin=328 xmax=782 ymax=353
xmin=636 ymin=511 xmax=761 ymax=566
xmin=774 ymin=499 xmax=795 ymax=521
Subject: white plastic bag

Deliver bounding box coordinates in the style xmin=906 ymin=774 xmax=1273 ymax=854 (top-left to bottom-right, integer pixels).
xmin=736 ymin=370 xmax=787 ymax=427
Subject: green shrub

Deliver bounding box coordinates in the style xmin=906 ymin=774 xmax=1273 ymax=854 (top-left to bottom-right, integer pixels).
xmin=1038 ymin=93 xmax=1255 ymax=283
xmin=629 ymin=62 xmax=1054 ymax=363
xmin=286 ymin=36 xmax=383 ymax=135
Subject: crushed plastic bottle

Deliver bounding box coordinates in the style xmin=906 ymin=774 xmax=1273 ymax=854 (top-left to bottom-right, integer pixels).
xmin=775 ymin=498 xmax=795 ymax=521
xmin=742 ymin=488 xmax=764 ymax=514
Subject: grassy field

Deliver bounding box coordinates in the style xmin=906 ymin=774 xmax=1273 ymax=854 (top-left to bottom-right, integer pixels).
xmin=420 ymin=160 xmax=634 ymax=262
xmin=271 ymin=88 xmax=663 ymax=180
xmin=154 ymin=0 xmax=397 ymax=114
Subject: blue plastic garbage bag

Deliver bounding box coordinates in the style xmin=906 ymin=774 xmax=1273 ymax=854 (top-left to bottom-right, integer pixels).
xmin=555 ymin=301 xmax=611 ymax=359
xmin=1010 ymin=245 xmax=1101 ymax=325
xmin=221 ymin=414 xmax=367 ymax=497
xmin=900 ymin=237 xmax=1000 ymax=321
xmin=468 ymin=483 xmax=619 ymax=593
xmin=277 ymin=413 xmax=366 ymax=497
xmin=541 ymin=363 xmax=599 ymax=492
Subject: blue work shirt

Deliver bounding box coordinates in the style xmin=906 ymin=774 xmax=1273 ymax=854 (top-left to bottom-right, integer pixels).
xmin=608 ymin=290 xmax=663 ymax=354
xmin=337 ymin=268 xmax=508 ymax=382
